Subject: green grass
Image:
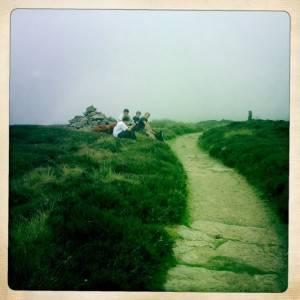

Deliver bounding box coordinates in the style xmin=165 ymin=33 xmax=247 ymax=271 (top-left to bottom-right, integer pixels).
xmin=10 ymin=119 xmax=287 ymax=291
xmin=151 ymin=120 xmax=203 ymax=140
xmin=9 ymin=125 xmax=188 ymax=291
xmin=151 ymin=119 xmax=231 ymax=140
xmin=199 ymin=120 xmax=289 ymax=223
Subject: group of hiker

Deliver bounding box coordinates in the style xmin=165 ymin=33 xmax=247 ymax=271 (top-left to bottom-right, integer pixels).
xmin=113 ymin=109 xmax=157 ymax=140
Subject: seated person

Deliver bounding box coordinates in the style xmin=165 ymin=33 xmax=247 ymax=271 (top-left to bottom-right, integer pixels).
xmin=118 ymin=109 xmax=131 ymax=122
xmin=132 ymin=111 xmax=141 ymax=125
xmin=113 ymin=116 xmax=136 ymax=140
xmin=135 ymin=112 xmax=155 ymax=139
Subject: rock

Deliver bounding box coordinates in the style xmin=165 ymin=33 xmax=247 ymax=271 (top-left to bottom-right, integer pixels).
xmin=74 ymin=122 xmax=82 ymax=129
xmin=68 ymin=106 xmax=117 ymax=132
xmin=68 ymin=115 xmax=82 ymax=124
xmin=84 ymin=105 xmax=97 ymax=116
xmin=90 ymin=121 xmax=99 ymax=126
xmin=79 ymin=117 xmax=88 ymax=126
xmin=91 ymin=113 xmax=106 ymax=120
xmin=164 ymin=265 xmax=282 ymax=292
xmin=107 ymin=117 xmax=116 ymax=123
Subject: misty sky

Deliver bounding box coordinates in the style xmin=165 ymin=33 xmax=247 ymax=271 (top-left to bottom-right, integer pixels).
xmin=10 ymin=9 xmax=290 ymax=124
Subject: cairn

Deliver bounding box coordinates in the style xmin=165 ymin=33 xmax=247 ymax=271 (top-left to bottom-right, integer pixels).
xmin=68 ymin=105 xmax=117 ymax=131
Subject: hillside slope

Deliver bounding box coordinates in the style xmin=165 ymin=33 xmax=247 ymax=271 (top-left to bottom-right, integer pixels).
xmin=9 ymin=125 xmax=188 ymax=290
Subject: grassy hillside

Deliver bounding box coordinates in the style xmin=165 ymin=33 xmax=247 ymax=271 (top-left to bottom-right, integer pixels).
xmin=151 ymin=119 xmax=231 ymax=140
xmin=9 ymin=125 xmax=190 ymax=291
xmin=199 ymin=120 xmax=289 ymax=223
xmin=10 ymin=119 xmax=274 ymax=290
xmin=151 ymin=119 xmax=203 ymax=140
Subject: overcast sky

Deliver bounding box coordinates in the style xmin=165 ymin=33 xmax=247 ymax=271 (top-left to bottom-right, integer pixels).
xmin=10 ymin=9 xmax=290 ymax=124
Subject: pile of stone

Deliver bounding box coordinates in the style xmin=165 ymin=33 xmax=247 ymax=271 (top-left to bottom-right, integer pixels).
xmin=68 ymin=105 xmax=117 ymax=131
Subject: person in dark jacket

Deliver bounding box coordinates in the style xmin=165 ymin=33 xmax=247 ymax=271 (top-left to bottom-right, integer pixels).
xmin=135 ymin=112 xmax=155 ymax=139
xmin=132 ymin=111 xmax=141 ymax=125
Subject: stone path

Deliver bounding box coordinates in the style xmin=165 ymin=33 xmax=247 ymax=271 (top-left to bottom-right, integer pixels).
xmin=164 ymin=133 xmax=288 ymax=292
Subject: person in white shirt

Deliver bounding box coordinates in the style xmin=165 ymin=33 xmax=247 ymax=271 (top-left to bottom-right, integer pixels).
xmin=118 ymin=109 xmax=131 ymax=122
xmin=113 ymin=116 xmax=136 ymax=140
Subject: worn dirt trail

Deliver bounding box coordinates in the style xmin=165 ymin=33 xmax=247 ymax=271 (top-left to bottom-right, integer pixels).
xmin=164 ymin=133 xmax=288 ymax=292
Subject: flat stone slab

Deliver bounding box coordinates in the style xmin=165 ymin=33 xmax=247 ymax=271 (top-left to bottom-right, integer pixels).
xmin=164 ymin=265 xmax=282 ymax=292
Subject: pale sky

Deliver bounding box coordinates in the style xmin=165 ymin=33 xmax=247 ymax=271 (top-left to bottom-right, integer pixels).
xmin=9 ymin=9 xmax=290 ymax=124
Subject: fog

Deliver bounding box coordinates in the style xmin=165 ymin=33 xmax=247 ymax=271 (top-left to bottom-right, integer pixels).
xmin=10 ymin=10 xmax=290 ymax=124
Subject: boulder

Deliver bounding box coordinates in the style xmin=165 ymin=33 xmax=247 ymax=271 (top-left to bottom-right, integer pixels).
xmin=91 ymin=113 xmax=106 ymax=120
xmin=84 ymin=105 xmax=97 ymax=116
xmin=68 ymin=106 xmax=117 ymax=131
